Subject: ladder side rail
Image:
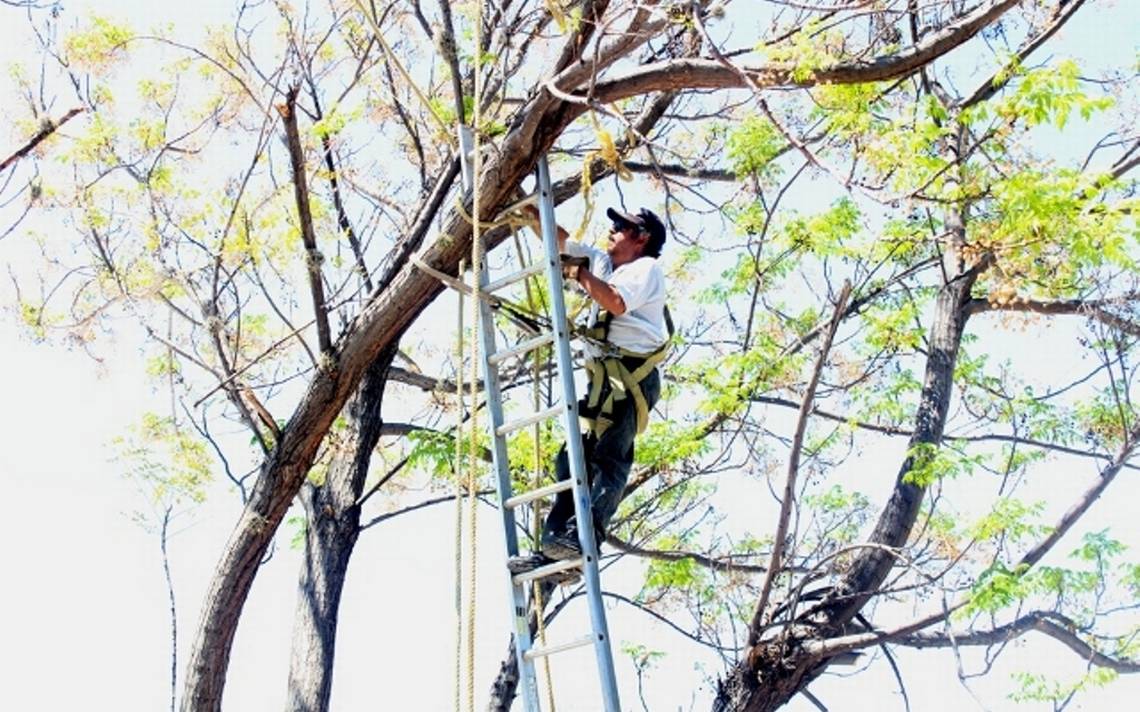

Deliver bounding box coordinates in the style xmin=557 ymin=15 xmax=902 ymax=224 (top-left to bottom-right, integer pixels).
xmin=476 ymin=273 xmax=542 ymax=712
xmin=464 ymin=123 xmax=541 ymax=712
xmin=535 ymin=158 xmax=622 ymax=712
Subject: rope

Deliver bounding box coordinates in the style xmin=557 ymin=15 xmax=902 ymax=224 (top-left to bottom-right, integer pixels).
xmin=570 ymin=112 xmax=633 ymax=243
xmin=452 ymin=259 xmax=466 ymax=712
xmin=545 ymin=0 xmax=570 ymax=31
xmin=464 ymin=5 xmax=485 ymax=709
xmin=452 ymin=192 xmax=539 ymax=233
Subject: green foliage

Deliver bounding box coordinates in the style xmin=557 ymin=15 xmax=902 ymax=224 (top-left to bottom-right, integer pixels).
xmin=811 ymin=82 xmax=889 ymax=138
xmin=859 ymin=293 xmax=925 ymax=353
xmin=636 ymin=530 xmax=718 ymax=609
xmin=1011 ymin=668 xmax=1118 ymax=704
xmin=115 ymin=412 xmax=213 ymax=505
xmin=1074 ymin=393 xmax=1136 ymax=447
xmin=963 ymin=561 xmax=1031 ymax=615
xmin=1071 ymin=529 xmax=1127 ymax=563
xmin=994 ymin=59 xmax=1114 ymax=130
xmin=621 ymin=642 xmax=665 ymax=671
xmin=145 ymin=351 xmax=182 ymax=378
xmin=310 ymin=102 xmax=363 ymax=138
xmin=852 ymin=364 xmax=922 ymax=426
xmin=287 ymin=514 xmax=308 ymax=551
xmin=902 ymin=442 xmax=988 ymax=487
xmin=405 ymin=429 xmax=457 ymax=478
xmin=804 ymin=484 xmax=870 ymax=546
xmin=761 ymin=20 xmax=849 ymax=81
xmin=968 ymin=498 xmax=1047 ymax=544
xmin=780 ymin=199 xmax=861 ymax=257
xmin=63 ymin=15 xmax=133 ymax=72
xmin=17 ymin=302 xmax=54 ymax=340
xmin=725 ymin=116 xmax=784 ymax=182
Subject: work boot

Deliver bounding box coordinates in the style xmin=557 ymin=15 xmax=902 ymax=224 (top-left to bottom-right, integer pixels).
xmin=541 ymin=528 xmax=582 ymax=561
xmin=507 ymin=552 xmax=553 ymax=574
xmin=506 ymin=552 xmax=581 ymax=585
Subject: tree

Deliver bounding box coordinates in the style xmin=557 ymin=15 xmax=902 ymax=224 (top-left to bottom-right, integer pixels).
xmin=4 ymin=1 xmax=1139 ymax=711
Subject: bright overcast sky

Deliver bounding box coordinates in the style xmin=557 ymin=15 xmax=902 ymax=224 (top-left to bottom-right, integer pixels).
xmin=2 ymin=2 xmax=1140 ymax=711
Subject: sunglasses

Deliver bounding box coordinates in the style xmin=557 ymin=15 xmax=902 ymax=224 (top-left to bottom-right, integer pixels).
xmin=611 ymin=223 xmax=642 ymax=235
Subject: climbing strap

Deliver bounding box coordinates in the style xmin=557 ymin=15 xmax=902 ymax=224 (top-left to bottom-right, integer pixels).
xmin=578 ymin=306 xmax=674 ymax=439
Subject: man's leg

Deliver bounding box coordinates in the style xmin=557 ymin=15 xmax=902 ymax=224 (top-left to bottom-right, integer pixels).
xmin=588 ymin=368 xmax=660 ymax=540
xmin=543 ymin=368 xmax=661 ymax=560
xmin=508 ymin=440 xmax=578 ymax=577
xmin=542 ymin=442 xmax=576 ymax=537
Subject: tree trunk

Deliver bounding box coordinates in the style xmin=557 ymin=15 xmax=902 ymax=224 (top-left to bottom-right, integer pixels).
xmin=286 ymin=348 xmax=396 ymax=712
xmin=715 ymin=176 xmax=981 ymax=710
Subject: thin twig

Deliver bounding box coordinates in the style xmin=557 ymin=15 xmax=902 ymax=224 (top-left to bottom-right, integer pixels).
xmin=750 ymin=282 xmax=851 ymax=644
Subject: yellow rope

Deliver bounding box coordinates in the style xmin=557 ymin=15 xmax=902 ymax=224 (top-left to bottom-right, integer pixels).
xmin=570 ymin=112 xmax=633 ymax=243
xmin=464 ymin=4 xmax=484 ymax=709
xmin=452 ymin=259 xmax=466 ymax=712
xmin=352 ymin=0 xmax=454 ymax=144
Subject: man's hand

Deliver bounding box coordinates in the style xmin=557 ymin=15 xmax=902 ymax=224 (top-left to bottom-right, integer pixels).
xmin=560 ymin=254 xmax=589 ymax=282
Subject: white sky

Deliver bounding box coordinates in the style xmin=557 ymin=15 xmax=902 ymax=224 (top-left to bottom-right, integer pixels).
xmin=3 ymin=2 xmax=1140 ymax=711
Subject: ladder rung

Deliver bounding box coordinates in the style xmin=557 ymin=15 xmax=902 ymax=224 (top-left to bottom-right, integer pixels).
xmin=488 ymin=332 xmax=555 ymax=367
xmin=511 ymin=556 xmax=583 ymax=586
xmin=524 ymin=633 xmax=598 ymax=661
xmin=497 ymin=405 xmax=562 ymax=436
xmin=484 ymin=262 xmax=545 ymax=293
xmin=505 ymin=479 xmax=574 ymax=509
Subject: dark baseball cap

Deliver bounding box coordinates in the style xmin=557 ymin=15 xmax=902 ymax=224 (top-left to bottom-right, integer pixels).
xmin=606 ymin=206 xmax=666 ymax=257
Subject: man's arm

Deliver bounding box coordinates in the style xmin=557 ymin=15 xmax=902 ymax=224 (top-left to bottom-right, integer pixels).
xmin=522 ymin=204 xmax=568 ymax=253
xmin=575 ymin=269 xmax=626 ymax=316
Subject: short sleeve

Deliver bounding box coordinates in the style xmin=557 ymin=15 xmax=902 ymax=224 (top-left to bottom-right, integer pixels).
xmin=610 ymin=258 xmax=662 ymax=313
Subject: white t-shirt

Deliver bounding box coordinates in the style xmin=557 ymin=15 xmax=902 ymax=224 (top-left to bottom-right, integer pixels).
xmin=564 ymin=241 xmax=668 ymax=355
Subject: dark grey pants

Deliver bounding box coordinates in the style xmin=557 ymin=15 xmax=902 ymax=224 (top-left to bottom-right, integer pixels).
xmin=544 ymin=366 xmax=661 ymax=545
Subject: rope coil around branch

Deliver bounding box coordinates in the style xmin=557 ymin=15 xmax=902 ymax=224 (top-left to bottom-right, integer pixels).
xmin=571 ymin=112 xmax=634 ymax=243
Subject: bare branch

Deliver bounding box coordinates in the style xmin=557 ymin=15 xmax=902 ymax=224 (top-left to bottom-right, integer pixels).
xmin=589 ymin=0 xmax=1023 ymax=103
xmin=0 ymin=107 xmax=83 ymax=172
xmin=896 ymin=611 xmax=1140 ymax=674
xmin=750 ymin=282 xmax=852 ymax=644
xmin=960 ymin=0 xmax=1091 ymax=109
xmin=278 ymin=85 xmax=333 ymax=354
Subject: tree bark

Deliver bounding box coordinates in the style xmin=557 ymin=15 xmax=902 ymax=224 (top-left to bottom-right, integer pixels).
xmin=285 ymin=347 xmax=397 ymax=712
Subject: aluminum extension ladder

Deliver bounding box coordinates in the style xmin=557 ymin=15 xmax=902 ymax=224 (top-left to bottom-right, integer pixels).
xmin=464 ymin=148 xmax=621 ymax=711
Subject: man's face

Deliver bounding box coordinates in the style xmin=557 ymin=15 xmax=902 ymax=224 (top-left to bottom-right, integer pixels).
xmin=607 ymin=222 xmax=648 ymax=267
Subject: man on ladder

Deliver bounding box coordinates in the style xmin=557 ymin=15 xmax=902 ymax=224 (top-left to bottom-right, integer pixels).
xmin=510 ymin=203 xmax=671 ymax=574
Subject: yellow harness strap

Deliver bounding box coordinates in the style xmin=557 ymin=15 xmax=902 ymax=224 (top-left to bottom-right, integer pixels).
xmin=579 ymin=307 xmax=674 ymax=439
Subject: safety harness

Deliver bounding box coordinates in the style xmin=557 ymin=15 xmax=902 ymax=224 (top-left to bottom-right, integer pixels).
xmin=577 ymin=305 xmax=674 ymax=440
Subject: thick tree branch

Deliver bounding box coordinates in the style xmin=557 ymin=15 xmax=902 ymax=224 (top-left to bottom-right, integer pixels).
xmin=623 ymin=160 xmax=736 ymax=182
xmin=967 ymin=296 xmax=1140 ymax=339
xmin=589 ymin=0 xmax=1022 ymax=103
